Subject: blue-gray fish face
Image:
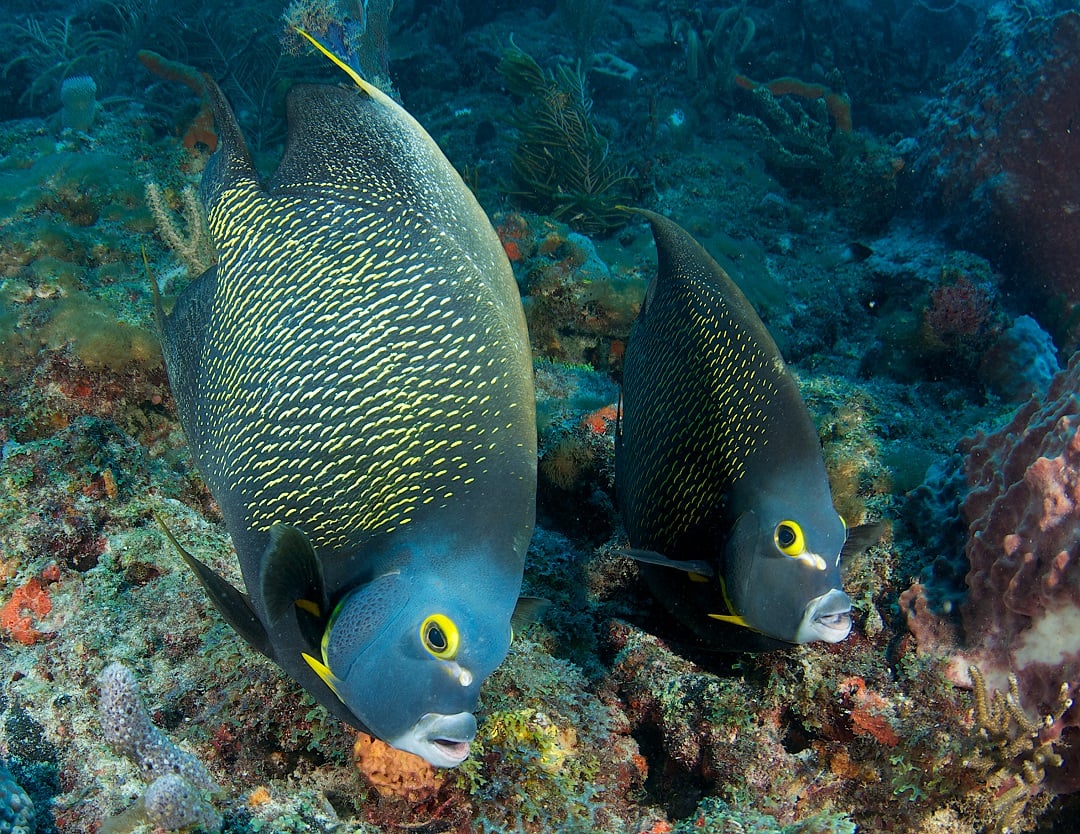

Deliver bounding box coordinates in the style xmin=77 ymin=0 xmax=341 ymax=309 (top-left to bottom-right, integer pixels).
xmin=313 ymin=571 xmax=512 ymax=767
xmin=721 ymin=490 xmax=851 ymax=644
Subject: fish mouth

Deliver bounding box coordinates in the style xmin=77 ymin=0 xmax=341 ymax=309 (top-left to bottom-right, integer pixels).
xmin=391 ymin=712 xmax=477 ymax=768
xmin=795 ymin=588 xmax=853 ymax=644
xmin=431 ymin=737 xmax=472 ymax=764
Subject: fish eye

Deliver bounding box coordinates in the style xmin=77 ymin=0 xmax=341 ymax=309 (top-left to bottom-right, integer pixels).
xmin=775 ymin=521 xmax=806 ymax=557
xmin=420 ymin=613 xmax=459 ymax=660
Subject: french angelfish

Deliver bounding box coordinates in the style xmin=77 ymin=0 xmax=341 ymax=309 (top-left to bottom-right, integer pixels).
xmin=154 ymin=36 xmax=537 ymax=767
xmin=615 ymin=210 xmax=852 ymax=648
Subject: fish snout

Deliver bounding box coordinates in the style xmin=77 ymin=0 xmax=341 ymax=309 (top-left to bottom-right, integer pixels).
xmin=794 ymin=588 xmax=852 ymax=644
xmin=393 ymin=711 xmax=477 ymax=767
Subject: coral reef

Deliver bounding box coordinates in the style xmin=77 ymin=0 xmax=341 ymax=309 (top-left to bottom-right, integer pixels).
xmin=0 ymin=759 xmax=35 ymax=834
xmin=918 ymin=269 xmax=1002 ymax=381
xmin=533 ymin=358 xmax=619 ymax=542
xmin=557 ymin=0 xmax=612 ymax=61
xmin=735 ymin=74 xmax=851 ymax=133
xmin=496 ymin=212 xmax=647 ymax=369
xmin=912 ymin=6 xmax=1080 ymax=346
xmin=0 ymin=2 xmax=1077 ymax=832
xmin=902 ymin=352 xmax=1080 ymax=792
xmin=733 ymin=80 xmax=901 ymax=234
xmin=859 ymin=247 xmax=1025 ymax=394
xmin=979 ymin=315 xmax=1061 ymax=403
xmin=1 ymin=699 xmax=60 ymax=834
xmin=458 ymin=635 xmax=645 ymax=833
xmin=668 ymin=2 xmax=756 ymax=98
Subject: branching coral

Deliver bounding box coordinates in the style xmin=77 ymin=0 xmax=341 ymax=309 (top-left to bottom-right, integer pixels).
xmin=145 ymin=182 xmax=216 ymax=277
xmin=970 ymin=665 xmax=1070 ymax=833
xmin=499 ymin=43 xmax=635 ymax=236
xmin=733 ymin=79 xmax=899 ymax=232
xmin=734 ymin=82 xmax=834 ymax=174
xmin=734 ymin=74 xmax=851 ymax=133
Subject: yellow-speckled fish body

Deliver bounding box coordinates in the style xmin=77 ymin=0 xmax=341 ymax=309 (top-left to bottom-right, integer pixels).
xmin=158 ymin=72 xmax=536 ymax=766
xmin=616 ymin=210 xmax=850 ymax=648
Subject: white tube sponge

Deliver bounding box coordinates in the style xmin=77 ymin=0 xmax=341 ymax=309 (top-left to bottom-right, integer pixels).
xmin=60 ymin=75 xmax=97 ymax=131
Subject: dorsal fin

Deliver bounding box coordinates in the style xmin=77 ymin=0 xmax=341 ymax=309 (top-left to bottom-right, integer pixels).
xmin=199 ymin=75 xmax=262 ymax=215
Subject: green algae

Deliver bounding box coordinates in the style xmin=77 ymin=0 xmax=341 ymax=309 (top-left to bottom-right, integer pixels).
xmin=675 ymin=796 xmax=856 ymax=833
xmin=455 ymin=635 xmax=640 ymax=833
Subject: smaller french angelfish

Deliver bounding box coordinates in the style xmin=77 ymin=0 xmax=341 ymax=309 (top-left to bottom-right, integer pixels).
xmin=615 ymin=209 xmax=852 ymax=649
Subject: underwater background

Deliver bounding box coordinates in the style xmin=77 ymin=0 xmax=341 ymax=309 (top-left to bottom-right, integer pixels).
xmin=1 ymin=0 xmax=1079 ymax=831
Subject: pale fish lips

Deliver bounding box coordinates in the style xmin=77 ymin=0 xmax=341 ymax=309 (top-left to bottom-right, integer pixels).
xmin=391 ymin=711 xmax=477 ymax=768
xmin=794 ymin=588 xmax=853 ymax=644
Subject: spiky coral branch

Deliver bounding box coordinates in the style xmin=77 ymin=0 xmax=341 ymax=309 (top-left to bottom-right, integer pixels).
xmin=145 ymin=182 xmax=216 ymax=277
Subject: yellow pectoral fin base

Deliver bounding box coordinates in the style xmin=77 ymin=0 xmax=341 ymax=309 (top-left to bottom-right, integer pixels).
xmin=708 ymin=613 xmax=753 ymax=630
xmin=302 ymin=652 xmax=344 ymax=702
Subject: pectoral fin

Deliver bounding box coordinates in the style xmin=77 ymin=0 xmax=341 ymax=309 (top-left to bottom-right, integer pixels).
xmin=511 ymin=596 xmax=549 ymax=635
xmin=623 ymin=548 xmax=715 ymax=579
xmin=839 ymin=521 xmax=885 ymax=569
xmin=707 ymin=612 xmax=753 ymax=629
xmin=260 ymin=523 xmax=329 ymax=652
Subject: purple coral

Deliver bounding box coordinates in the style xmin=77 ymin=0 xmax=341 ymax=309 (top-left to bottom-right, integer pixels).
xmin=143 ymin=774 xmax=222 ymax=833
xmin=0 ymin=760 xmax=34 ymax=834
xmin=99 ymin=663 xmax=221 ymax=831
xmin=902 ymin=353 xmax=1080 ymax=791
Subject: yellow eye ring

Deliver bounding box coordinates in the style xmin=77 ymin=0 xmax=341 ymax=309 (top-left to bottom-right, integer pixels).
xmin=420 ymin=614 xmax=459 ymax=660
xmin=775 ymin=521 xmax=806 ymax=557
